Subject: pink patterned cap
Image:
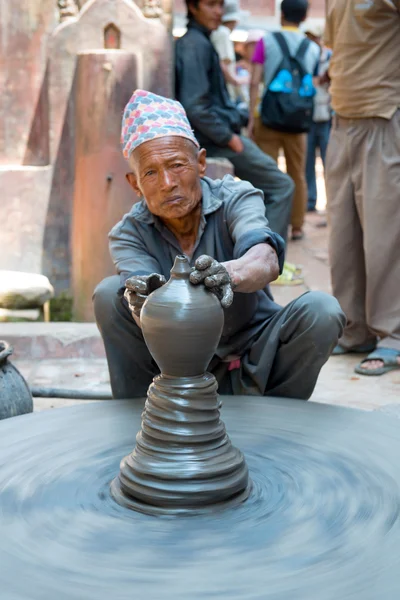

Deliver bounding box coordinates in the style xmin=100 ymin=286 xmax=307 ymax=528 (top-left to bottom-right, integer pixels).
xmin=121 ymin=89 xmax=200 ymax=159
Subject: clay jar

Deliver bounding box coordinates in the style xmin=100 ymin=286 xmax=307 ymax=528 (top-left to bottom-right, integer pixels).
xmin=0 ymin=341 xmax=33 ymax=420
xmin=140 ymin=255 xmax=223 ymax=377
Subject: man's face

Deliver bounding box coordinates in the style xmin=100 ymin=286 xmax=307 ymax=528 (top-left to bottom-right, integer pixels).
xmin=189 ymin=0 xmax=224 ymax=31
xmin=127 ymin=136 xmax=207 ymax=221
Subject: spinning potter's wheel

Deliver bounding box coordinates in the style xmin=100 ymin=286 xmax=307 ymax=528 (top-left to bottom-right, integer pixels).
xmin=2 ymin=256 xmax=400 ymax=598
xmin=1 ymin=397 xmax=400 ymax=599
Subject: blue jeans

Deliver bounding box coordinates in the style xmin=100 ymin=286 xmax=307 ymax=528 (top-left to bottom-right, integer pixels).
xmin=306 ymin=120 xmax=331 ymax=211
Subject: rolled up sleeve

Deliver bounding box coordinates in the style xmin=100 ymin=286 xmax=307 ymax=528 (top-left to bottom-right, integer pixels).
xmin=224 ymin=178 xmax=285 ymax=272
xmin=108 ymin=216 xmax=162 ymax=288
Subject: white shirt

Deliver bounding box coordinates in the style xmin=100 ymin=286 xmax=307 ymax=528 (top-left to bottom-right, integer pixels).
xmin=211 ymin=25 xmax=237 ymax=102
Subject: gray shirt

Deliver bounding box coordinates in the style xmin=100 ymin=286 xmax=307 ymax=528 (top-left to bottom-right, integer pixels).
xmin=109 ymin=175 xmax=285 ymax=358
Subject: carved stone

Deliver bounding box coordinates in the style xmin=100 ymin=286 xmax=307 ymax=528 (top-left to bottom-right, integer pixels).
xmin=58 ymin=0 xmax=79 ymax=21
xmin=142 ymin=0 xmax=163 ymax=18
xmin=104 ymin=23 xmax=121 ymax=48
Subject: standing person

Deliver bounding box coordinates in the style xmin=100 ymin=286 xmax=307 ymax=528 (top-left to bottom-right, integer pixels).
xmin=304 ymin=23 xmax=332 ymax=213
xmin=175 ymin=0 xmax=294 ymax=245
xmin=326 ymin=0 xmax=400 ymax=376
xmin=211 ymin=0 xmax=248 ymax=103
xmin=248 ymin=0 xmax=320 ymax=241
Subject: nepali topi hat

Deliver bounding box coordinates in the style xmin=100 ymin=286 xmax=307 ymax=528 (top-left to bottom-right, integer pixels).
xmin=121 ymin=89 xmax=200 ymax=159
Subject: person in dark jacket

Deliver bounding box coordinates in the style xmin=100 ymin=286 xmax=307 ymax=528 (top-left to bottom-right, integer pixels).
xmin=175 ymin=0 xmax=295 ymax=244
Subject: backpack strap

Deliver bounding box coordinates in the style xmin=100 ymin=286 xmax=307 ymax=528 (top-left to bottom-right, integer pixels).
xmin=272 ymin=31 xmax=291 ymax=58
xmin=296 ymin=38 xmax=311 ymax=62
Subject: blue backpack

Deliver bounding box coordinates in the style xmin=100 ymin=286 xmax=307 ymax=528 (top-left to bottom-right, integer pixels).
xmin=261 ymin=32 xmax=316 ymax=134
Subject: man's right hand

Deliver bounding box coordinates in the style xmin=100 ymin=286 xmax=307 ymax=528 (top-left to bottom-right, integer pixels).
xmin=227 ymin=134 xmax=244 ymax=153
xmin=124 ymin=273 xmax=166 ymax=317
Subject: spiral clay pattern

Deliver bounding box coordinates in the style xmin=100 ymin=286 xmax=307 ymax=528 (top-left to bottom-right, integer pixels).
xmin=1 ymin=397 xmax=400 ymax=599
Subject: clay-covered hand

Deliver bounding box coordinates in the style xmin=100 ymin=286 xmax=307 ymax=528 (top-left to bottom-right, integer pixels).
xmin=124 ymin=273 xmax=166 ymax=317
xmin=189 ymin=255 xmax=234 ymax=308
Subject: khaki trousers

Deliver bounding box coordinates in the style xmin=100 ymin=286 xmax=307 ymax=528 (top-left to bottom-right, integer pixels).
xmin=326 ymin=110 xmax=400 ymax=351
xmin=254 ymin=118 xmax=307 ymax=230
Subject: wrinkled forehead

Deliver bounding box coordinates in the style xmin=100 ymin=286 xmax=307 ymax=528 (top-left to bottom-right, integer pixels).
xmin=129 ymin=136 xmax=198 ymax=170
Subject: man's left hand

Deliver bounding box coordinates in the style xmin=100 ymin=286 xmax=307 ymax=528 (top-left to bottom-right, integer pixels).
xmin=190 ymin=255 xmax=234 ymax=308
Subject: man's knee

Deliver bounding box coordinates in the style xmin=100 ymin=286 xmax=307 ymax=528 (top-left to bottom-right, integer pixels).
xmin=295 ymin=291 xmax=346 ymax=339
xmin=93 ymin=276 xmax=121 ymax=328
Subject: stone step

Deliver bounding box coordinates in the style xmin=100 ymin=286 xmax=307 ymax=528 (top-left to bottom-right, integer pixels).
xmin=0 ymin=322 xmax=105 ymax=360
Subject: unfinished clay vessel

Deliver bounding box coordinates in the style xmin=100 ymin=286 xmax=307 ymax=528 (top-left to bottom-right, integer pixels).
xmin=140 ymin=255 xmax=224 ymax=377
xmin=112 ymin=255 xmax=250 ymax=514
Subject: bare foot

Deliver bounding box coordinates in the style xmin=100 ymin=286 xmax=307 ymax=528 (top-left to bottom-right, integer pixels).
xmin=360 ymin=356 xmax=400 ymax=371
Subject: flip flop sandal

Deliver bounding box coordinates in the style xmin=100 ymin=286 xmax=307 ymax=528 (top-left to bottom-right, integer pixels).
xmin=270 ymin=270 xmax=304 ymax=286
xmin=354 ymin=347 xmax=400 ymax=376
xmin=332 ymin=342 xmax=376 ymax=356
xmin=283 ymin=262 xmax=303 ymax=276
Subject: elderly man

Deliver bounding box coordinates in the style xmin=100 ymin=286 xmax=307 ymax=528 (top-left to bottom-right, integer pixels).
xmin=94 ymin=90 xmax=344 ymax=400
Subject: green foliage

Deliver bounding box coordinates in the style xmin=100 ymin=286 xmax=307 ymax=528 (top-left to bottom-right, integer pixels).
xmin=49 ymin=292 xmax=73 ymax=322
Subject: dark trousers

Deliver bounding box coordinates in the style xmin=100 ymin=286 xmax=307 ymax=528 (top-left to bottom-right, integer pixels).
xmin=205 ymin=136 xmax=294 ymax=245
xmin=306 ymin=120 xmax=331 ymax=211
xmin=94 ymin=276 xmax=345 ymax=401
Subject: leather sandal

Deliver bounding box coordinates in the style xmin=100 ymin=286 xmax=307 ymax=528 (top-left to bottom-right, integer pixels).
xmin=354 ymin=348 xmax=400 ymax=376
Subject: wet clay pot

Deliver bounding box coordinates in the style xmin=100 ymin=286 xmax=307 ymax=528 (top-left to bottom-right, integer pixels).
xmin=112 ymin=255 xmax=250 ymax=514
xmin=140 ymin=255 xmax=224 ymax=377
xmin=0 ymin=341 xmax=33 ymax=420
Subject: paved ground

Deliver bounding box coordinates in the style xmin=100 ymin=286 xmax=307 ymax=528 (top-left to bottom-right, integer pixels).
xmin=2 ymin=161 xmax=399 ymax=413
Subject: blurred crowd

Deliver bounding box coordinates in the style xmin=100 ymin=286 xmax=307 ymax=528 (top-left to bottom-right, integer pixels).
xmin=174 ymin=0 xmax=400 ymax=376
xmin=175 ymin=0 xmax=332 ymax=282
xmin=213 ymin=3 xmax=333 ymax=229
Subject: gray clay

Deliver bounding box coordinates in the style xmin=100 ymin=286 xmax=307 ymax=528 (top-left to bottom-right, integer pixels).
xmin=140 ymin=254 xmax=224 ymax=377
xmin=112 ymin=255 xmax=250 ymax=513
xmin=0 ymin=340 xmax=33 ymax=420
xmin=0 ymin=398 xmax=400 ymax=599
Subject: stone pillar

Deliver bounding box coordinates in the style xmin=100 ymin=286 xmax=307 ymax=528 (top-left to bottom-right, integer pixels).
xmin=0 ymin=0 xmax=56 ymax=276
xmin=0 ymin=0 xmax=55 ymax=165
xmin=71 ymin=51 xmax=139 ymax=321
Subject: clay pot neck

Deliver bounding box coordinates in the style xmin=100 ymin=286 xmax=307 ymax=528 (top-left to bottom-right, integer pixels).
xmin=170 ymin=255 xmax=191 ymax=280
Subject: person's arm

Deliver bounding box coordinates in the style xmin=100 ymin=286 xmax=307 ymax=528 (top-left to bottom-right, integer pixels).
xmin=190 ymin=178 xmax=285 ymax=301
xmin=248 ymin=38 xmax=265 ymax=137
xmin=190 ymin=241 xmax=278 ymax=307
xmin=220 ymin=60 xmax=248 ymax=86
xmin=248 ymin=63 xmax=263 ymax=137
xmin=323 ymin=3 xmax=333 ymax=50
xmin=223 ymin=243 xmax=278 ymax=292
xmin=223 ymin=179 xmax=284 ymax=288
xmin=175 ymin=36 xmax=234 ymax=148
